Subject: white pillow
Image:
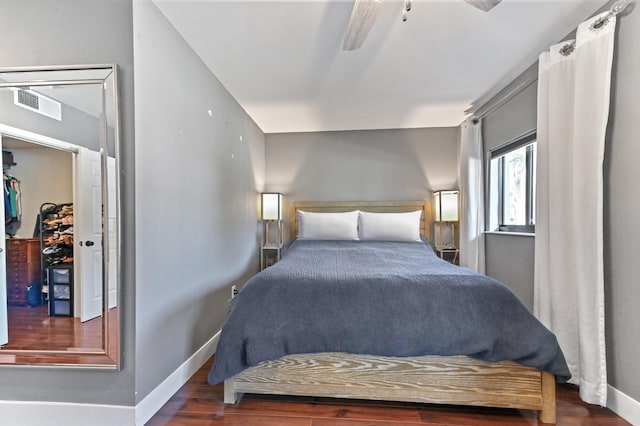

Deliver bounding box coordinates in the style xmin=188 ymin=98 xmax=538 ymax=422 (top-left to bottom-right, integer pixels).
xmin=358 ymin=210 xmax=422 ymax=242
xmin=297 ymin=210 xmax=360 ymax=240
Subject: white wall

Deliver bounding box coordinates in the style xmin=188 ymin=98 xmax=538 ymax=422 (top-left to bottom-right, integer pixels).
xmin=133 ymin=1 xmax=265 ymax=403
xmin=7 ymin=146 xmax=73 ymax=239
xmin=266 ymin=127 xmax=458 ymax=203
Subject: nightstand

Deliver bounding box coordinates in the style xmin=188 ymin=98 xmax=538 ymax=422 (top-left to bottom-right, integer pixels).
xmin=436 ymin=247 xmax=459 ymax=265
xmin=261 ymin=244 xmax=282 ymax=270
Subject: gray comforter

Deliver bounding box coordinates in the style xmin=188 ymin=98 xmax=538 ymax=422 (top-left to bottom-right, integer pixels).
xmin=208 ymin=239 xmax=570 ymax=384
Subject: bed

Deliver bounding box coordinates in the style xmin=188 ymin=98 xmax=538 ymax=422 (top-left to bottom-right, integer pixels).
xmin=210 ymin=201 xmax=568 ymax=423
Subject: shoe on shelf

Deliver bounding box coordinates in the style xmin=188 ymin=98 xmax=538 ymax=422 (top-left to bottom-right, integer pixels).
xmin=43 ymin=245 xmax=61 ymax=255
xmin=60 ymin=235 xmax=74 ymax=245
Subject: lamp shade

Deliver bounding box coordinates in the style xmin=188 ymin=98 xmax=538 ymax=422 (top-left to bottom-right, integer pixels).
xmin=261 ymin=193 xmax=283 ymax=221
xmin=434 ymin=190 xmax=459 ymax=222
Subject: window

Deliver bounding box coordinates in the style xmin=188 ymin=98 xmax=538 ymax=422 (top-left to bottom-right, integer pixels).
xmin=489 ymin=131 xmax=536 ymax=233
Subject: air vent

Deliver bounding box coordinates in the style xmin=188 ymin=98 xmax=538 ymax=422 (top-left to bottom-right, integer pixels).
xmin=13 ymin=89 xmax=62 ymax=121
xmin=18 ymin=90 xmax=39 ymax=109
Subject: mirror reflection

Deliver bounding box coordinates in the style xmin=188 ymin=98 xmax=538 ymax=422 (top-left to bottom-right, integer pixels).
xmin=0 ymin=66 xmax=120 ymax=368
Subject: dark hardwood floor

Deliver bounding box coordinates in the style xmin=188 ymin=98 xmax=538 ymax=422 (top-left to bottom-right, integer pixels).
xmin=2 ymin=304 xmax=102 ymax=351
xmin=0 ymin=304 xmax=118 ymax=365
xmin=148 ymin=357 xmax=631 ymax=426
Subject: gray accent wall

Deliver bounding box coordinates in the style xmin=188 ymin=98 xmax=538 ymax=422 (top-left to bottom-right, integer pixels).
xmin=265 ymin=128 xmax=458 ymax=203
xmin=482 ymin=81 xmax=537 ymax=310
xmin=1 ymin=0 xmax=636 ymax=417
xmin=604 ymin=3 xmax=640 ymax=403
xmin=0 ymin=0 xmax=136 ymax=406
xmin=133 ymin=1 xmax=265 ymax=403
xmin=0 ymin=91 xmax=102 ymax=152
xmin=481 ymin=3 xmax=640 ymax=403
xmin=484 ymin=233 xmax=535 ymax=310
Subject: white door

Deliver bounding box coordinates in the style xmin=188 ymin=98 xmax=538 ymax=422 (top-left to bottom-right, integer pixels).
xmin=75 ymin=147 xmax=104 ymax=322
xmin=0 ymin=134 xmax=7 ymax=345
xmin=107 ymin=156 xmax=117 ymax=309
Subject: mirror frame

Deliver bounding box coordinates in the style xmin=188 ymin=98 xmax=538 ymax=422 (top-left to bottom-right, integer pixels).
xmin=0 ymin=64 xmax=121 ymax=369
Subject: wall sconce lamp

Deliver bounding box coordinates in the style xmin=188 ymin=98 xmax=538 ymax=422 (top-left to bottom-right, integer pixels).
xmin=434 ymin=190 xmax=459 ymax=249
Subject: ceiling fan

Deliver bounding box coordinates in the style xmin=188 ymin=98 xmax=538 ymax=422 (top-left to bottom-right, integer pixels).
xmin=343 ymin=0 xmax=502 ymax=51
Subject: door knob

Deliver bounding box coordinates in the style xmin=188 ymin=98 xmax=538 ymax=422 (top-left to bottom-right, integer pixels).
xmin=85 ymin=241 xmax=95 ymax=247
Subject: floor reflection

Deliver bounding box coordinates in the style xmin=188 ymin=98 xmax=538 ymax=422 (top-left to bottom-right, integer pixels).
xmin=3 ymin=304 xmax=102 ymax=351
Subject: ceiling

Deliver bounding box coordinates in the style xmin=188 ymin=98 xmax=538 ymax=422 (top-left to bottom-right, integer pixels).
xmin=154 ymin=0 xmax=607 ymax=133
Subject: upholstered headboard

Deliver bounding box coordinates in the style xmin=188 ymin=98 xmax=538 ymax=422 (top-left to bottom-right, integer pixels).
xmin=289 ymin=200 xmax=433 ymax=243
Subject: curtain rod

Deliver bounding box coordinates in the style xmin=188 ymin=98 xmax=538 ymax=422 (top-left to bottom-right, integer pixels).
xmin=560 ymin=0 xmax=631 ymax=53
xmin=471 ymin=0 xmax=631 ymax=123
xmin=471 ymin=73 xmax=538 ymax=123
xmin=594 ymin=0 xmax=630 ymax=27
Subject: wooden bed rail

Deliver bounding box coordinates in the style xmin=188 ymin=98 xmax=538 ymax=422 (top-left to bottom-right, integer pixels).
xmin=224 ymin=353 xmax=556 ymax=424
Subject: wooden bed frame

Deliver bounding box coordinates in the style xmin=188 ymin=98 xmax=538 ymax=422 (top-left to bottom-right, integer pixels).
xmin=224 ymin=201 xmax=556 ymax=423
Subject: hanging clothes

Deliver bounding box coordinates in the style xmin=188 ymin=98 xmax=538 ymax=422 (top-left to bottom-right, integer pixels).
xmin=4 ymin=172 xmax=22 ymax=236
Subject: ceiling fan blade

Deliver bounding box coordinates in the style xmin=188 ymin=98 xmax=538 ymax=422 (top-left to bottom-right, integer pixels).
xmin=463 ymin=0 xmax=502 ymax=12
xmin=343 ymin=0 xmax=382 ymax=51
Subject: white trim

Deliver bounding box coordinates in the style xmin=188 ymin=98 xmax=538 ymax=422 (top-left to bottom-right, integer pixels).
xmin=484 ymin=231 xmax=535 ymax=237
xmin=0 ymin=123 xmax=79 ymax=153
xmin=0 ymin=400 xmax=134 ymax=426
xmin=134 ymin=329 xmax=221 ymax=425
xmin=607 ymin=384 xmax=640 ymax=426
xmin=0 ymin=330 xmax=221 ymax=426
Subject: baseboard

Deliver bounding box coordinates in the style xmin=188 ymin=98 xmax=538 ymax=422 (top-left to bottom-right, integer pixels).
xmin=608 ymin=384 xmax=640 ymax=426
xmin=134 ymin=329 xmax=221 ymax=425
xmin=0 ymin=330 xmax=221 ymax=426
xmin=4 ymin=347 xmax=636 ymax=425
xmin=0 ymin=400 xmax=134 ymax=426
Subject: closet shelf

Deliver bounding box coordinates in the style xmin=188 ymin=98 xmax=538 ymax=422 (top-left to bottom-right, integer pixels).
xmin=39 ymin=202 xmax=74 ymax=317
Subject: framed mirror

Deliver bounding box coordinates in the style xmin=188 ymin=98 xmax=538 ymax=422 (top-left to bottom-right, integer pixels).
xmin=0 ymin=65 xmax=120 ymax=368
